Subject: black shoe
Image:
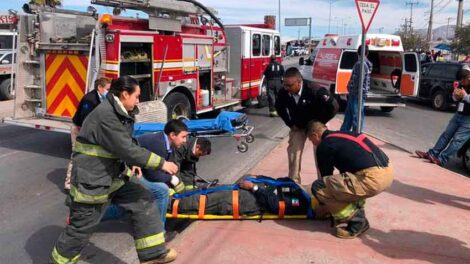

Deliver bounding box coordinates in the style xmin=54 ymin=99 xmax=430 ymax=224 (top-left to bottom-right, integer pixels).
xmin=164 ymin=231 xmax=177 ymax=243
xmin=335 ymin=219 xmax=370 ymax=239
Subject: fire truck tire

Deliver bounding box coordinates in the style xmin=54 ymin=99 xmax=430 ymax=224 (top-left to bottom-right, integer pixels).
xmin=380 ymin=106 xmax=395 ymax=113
xmin=256 ymin=94 xmax=268 ymax=108
xmin=164 ymin=92 xmax=193 ymax=120
xmin=0 ymin=78 xmax=13 ymax=100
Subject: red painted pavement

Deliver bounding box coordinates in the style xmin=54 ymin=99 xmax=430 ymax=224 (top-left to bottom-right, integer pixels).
xmin=169 ymin=119 xmax=470 ymax=264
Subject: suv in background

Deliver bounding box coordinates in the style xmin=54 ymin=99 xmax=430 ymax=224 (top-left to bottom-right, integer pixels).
xmin=418 ymin=62 xmax=466 ymax=110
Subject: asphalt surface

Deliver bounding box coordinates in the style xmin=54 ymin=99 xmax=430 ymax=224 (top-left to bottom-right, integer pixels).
xmin=0 ymin=58 xmax=468 ymax=263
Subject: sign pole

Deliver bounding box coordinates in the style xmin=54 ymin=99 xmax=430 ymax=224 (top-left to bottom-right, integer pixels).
xmin=354 ymin=0 xmax=380 ymax=133
xmin=357 ymin=30 xmax=366 ymax=134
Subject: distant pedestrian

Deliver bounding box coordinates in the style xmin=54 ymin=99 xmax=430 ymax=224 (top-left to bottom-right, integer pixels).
xmin=415 ymin=66 xmax=470 ymax=166
xmin=275 ymin=68 xmax=338 ymax=183
xmin=340 ymin=45 xmax=372 ymax=133
xmin=264 ymin=55 xmax=284 ymax=117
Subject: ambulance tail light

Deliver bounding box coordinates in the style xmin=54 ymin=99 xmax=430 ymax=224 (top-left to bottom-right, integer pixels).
xmin=392 ymin=40 xmax=400 ymax=47
xmin=100 ymin=14 xmax=113 ymax=26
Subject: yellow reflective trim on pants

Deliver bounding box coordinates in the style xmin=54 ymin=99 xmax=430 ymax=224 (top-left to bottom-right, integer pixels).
xmin=135 ymin=232 xmax=165 ymax=250
xmin=168 ymin=189 xmax=176 ymax=196
xmin=332 ymin=203 xmax=358 ymax=221
xmin=146 ymin=153 xmax=162 ymax=169
xmin=70 ymin=179 xmax=124 ymax=204
xmin=173 ymin=182 xmax=185 ymax=193
xmin=184 ymin=185 xmax=196 ymax=191
xmin=74 ymin=142 xmax=116 ymax=159
xmin=51 ymin=247 xmax=80 ymax=264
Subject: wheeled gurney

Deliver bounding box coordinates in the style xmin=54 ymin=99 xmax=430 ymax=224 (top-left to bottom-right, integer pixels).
xmin=134 ymin=111 xmax=255 ymax=152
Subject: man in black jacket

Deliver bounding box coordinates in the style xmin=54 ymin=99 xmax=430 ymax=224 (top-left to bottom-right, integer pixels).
xmin=275 ymin=68 xmax=338 ymax=183
xmin=64 ymin=77 xmax=111 ymax=191
xmin=264 ymin=55 xmax=284 ymax=117
xmin=175 ymin=137 xmax=212 ymax=190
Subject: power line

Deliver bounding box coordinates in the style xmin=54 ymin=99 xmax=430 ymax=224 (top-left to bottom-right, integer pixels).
xmin=406 ymin=1 xmax=419 ymax=33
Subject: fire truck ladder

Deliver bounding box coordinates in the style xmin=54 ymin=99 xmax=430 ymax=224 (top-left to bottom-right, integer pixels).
xmin=91 ymin=0 xmax=223 ymax=29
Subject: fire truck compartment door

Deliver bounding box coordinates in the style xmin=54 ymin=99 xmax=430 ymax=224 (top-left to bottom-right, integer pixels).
xmin=335 ymin=50 xmax=356 ymax=94
xmin=197 ymin=44 xmax=213 ymax=69
xmin=400 ymin=52 xmax=420 ymax=96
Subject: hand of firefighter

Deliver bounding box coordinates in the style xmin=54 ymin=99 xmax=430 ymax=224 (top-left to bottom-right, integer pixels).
xmin=239 ymin=180 xmax=255 ymax=190
xmin=162 ymin=161 xmax=179 ymax=175
xmin=132 ymin=166 xmax=142 ymax=179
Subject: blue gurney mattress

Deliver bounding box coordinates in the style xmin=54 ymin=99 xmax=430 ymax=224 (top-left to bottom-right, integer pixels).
xmin=134 ymin=111 xmax=248 ymax=137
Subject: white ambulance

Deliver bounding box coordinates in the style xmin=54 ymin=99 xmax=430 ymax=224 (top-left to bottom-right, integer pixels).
xmin=300 ymin=34 xmax=420 ymax=112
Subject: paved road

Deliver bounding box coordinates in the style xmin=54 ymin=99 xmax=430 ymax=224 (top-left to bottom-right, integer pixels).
xmin=0 ymin=107 xmax=289 ymax=263
xmin=0 ymin=99 xmax=13 ymax=119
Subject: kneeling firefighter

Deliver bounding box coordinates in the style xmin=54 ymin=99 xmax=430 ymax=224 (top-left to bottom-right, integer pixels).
xmin=307 ymin=121 xmax=393 ymax=239
xmin=51 ymin=76 xmax=179 ymax=264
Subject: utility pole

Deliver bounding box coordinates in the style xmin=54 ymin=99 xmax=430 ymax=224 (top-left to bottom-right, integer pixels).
xmin=446 ymin=17 xmax=454 ymax=40
xmin=426 ymin=0 xmax=434 ymax=47
xmin=406 ymin=1 xmax=419 ymax=33
xmin=278 ymin=0 xmax=281 ymax=33
xmin=404 ymin=18 xmax=409 ymax=35
xmin=456 ymin=0 xmax=464 ymax=29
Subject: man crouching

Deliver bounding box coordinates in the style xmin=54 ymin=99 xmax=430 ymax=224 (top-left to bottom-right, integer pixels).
xmin=307 ymin=121 xmax=393 ymax=238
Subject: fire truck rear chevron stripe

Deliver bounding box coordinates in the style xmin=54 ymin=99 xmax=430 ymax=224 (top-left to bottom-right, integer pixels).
xmin=45 ymin=54 xmax=88 ymax=118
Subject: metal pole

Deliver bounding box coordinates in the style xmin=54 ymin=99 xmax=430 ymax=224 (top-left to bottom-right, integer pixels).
xmin=357 ymin=30 xmax=366 ymax=134
xmin=278 ymin=0 xmax=281 ymax=33
xmin=457 ymin=0 xmax=464 ymax=29
xmin=328 ymin=0 xmax=332 ymax=33
xmin=308 ymin=17 xmax=312 ymax=48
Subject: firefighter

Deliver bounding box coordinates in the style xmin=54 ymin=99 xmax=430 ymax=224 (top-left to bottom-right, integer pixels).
xmin=175 ymin=137 xmax=212 ymax=190
xmin=264 ymin=54 xmax=284 ymax=117
xmin=307 ymin=121 xmax=393 ymax=239
xmin=64 ymin=77 xmax=111 ymax=192
xmin=51 ymin=76 xmax=179 ymax=264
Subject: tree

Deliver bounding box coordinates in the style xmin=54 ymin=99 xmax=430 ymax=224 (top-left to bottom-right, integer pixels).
xmin=395 ymin=25 xmax=428 ymax=51
xmin=451 ymin=24 xmax=470 ymax=55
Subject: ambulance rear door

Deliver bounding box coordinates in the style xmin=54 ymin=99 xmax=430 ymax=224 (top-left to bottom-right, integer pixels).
xmin=335 ymin=50 xmax=357 ymax=94
xmin=400 ymin=52 xmax=420 ymax=96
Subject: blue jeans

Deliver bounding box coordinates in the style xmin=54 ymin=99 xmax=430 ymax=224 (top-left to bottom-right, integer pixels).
xmin=102 ymin=178 xmax=169 ymax=224
xmin=340 ymin=94 xmax=365 ymax=133
xmin=428 ymin=113 xmax=470 ymax=165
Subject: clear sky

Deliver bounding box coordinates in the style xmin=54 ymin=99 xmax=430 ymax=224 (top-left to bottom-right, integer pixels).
xmin=1 ymin=0 xmax=467 ymax=41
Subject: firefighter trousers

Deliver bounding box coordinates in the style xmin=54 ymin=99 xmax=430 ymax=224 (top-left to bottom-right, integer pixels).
xmin=267 ymin=79 xmax=282 ymax=112
xmin=311 ymin=164 xmax=393 ymax=222
xmin=52 ymin=180 xmax=167 ymax=263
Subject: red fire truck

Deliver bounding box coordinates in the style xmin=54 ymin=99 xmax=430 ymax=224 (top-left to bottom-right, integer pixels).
xmin=3 ymin=0 xmax=280 ymax=133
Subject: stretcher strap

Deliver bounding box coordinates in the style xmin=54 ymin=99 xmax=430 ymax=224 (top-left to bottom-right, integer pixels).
xmin=198 ymin=195 xmax=207 ymax=220
xmin=172 ymin=199 xmax=180 ymax=218
xmin=232 ymin=190 xmax=240 ymax=219
xmin=278 ymin=201 xmax=286 ymax=219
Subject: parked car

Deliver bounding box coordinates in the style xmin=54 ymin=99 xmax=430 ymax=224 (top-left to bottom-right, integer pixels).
xmin=418 ymin=62 xmax=468 ymax=110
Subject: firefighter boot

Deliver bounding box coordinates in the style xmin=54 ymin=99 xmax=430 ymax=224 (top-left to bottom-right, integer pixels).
xmin=140 ymin=248 xmax=177 ymax=264
xmin=269 ymin=111 xmax=279 ymax=117
xmin=335 ymin=208 xmax=369 ymax=239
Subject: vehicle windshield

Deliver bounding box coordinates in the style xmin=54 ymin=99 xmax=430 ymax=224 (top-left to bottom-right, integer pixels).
xmin=0 ymin=35 xmax=14 ymax=50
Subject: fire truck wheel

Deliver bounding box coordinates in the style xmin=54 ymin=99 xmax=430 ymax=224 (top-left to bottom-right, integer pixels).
xmin=0 ymin=79 xmax=13 ymax=100
xmin=164 ymin=92 xmax=192 ymax=120
xmin=380 ymin=107 xmax=395 ymax=113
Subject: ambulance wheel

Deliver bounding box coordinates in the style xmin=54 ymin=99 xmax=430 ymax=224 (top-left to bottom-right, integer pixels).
xmin=245 ymin=134 xmax=255 ymax=143
xmin=380 ymin=107 xmax=394 ymax=113
xmin=164 ymin=92 xmax=192 ymax=120
xmin=0 ymin=78 xmax=13 ymax=100
xmin=237 ymin=142 xmax=248 ymax=153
